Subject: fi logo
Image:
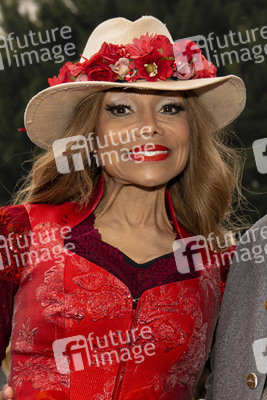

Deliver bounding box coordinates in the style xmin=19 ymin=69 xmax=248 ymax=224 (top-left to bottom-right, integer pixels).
xmin=252 ymin=138 xmax=267 ymax=174
xmin=52 ymin=335 xmax=91 ymax=374
xmin=52 ymin=135 xmax=91 ymax=174
xmin=0 ymin=235 xmax=12 ymax=271
xmin=172 ymin=235 xmax=211 ymax=274
xmin=252 ymin=338 xmax=267 ymax=374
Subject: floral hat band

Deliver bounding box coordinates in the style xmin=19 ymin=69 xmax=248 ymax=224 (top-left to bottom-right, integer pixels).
xmin=48 ymin=34 xmax=217 ymax=86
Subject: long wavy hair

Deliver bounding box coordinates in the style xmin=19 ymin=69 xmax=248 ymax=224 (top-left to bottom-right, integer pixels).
xmin=13 ymin=89 xmax=247 ymax=248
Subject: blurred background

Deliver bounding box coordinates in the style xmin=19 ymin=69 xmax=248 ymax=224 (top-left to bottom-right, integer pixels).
xmin=0 ymin=0 xmax=266 ymax=397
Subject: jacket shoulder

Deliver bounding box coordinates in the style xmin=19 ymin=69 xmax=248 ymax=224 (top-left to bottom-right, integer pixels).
xmin=0 ymin=204 xmax=30 ymax=283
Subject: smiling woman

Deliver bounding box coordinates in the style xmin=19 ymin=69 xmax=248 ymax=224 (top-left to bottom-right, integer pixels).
xmin=0 ymin=15 xmax=246 ymax=400
xmin=95 ymin=90 xmax=190 ymax=185
xmin=16 ymin=86 xmax=239 ymax=241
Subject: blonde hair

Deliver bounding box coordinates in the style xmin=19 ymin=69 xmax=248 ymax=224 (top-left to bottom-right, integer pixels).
xmin=14 ymin=92 xmax=104 ymax=206
xmin=13 ymin=90 xmax=247 ymax=248
xmin=1 ymin=342 xmax=10 ymax=376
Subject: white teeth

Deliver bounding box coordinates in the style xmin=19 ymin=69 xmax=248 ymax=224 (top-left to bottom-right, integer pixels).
xmin=128 ymin=150 xmax=169 ymax=156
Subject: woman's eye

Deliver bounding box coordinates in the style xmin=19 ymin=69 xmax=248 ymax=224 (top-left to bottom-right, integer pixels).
xmin=105 ymin=104 xmax=133 ymax=116
xmin=160 ymin=104 xmax=184 ymax=114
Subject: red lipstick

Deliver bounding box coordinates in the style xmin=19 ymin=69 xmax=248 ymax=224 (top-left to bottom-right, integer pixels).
xmin=127 ymin=144 xmax=171 ymax=162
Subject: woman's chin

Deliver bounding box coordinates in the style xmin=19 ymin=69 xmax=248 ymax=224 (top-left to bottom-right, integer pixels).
xmin=126 ymin=174 xmax=173 ymax=189
xmin=101 ymin=166 xmax=180 ymax=188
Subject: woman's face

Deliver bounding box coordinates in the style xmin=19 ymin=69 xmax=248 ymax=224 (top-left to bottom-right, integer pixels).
xmin=95 ymin=89 xmax=190 ymax=187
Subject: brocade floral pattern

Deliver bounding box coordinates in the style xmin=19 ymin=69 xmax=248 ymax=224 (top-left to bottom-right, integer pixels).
xmin=73 ymin=271 xmax=132 ymax=320
xmin=14 ymin=317 xmax=37 ymax=354
xmin=36 ymin=263 xmax=87 ymax=327
xmin=12 ymin=355 xmax=69 ymax=391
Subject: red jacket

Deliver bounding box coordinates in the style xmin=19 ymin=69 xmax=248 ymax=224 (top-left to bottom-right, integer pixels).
xmin=0 ymin=174 xmax=231 ymax=400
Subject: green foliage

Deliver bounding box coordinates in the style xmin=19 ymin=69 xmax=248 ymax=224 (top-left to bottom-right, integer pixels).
xmin=0 ymin=0 xmax=266 ymax=222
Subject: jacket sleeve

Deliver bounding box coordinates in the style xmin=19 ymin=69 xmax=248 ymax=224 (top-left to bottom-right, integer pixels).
xmin=218 ymin=244 xmax=235 ymax=301
xmin=0 ymin=279 xmax=18 ymax=365
xmin=205 ymin=349 xmax=215 ymax=399
xmin=0 ymin=205 xmax=31 ymax=283
xmin=204 ymin=244 xmax=236 ymax=399
xmin=0 ymin=205 xmax=30 ymax=364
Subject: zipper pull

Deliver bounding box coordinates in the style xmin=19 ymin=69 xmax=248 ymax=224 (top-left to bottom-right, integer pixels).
xmin=132 ymin=298 xmax=139 ymax=310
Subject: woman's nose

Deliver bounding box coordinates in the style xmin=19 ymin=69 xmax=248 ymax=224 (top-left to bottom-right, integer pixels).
xmin=135 ymin=109 xmax=164 ymax=138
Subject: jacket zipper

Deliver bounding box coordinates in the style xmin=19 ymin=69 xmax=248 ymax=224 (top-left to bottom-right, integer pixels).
xmin=111 ymin=298 xmax=139 ymax=400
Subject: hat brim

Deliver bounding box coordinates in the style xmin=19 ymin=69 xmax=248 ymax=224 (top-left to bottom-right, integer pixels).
xmin=24 ymin=75 xmax=246 ymax=149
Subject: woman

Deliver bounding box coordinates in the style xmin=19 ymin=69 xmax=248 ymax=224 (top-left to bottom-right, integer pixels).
xmin=0 ymin=15 xmax=246 ymax=400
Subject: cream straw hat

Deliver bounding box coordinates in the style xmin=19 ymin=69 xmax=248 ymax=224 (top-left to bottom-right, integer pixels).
xmin=24 ymin=16 xmax=246 ymax=149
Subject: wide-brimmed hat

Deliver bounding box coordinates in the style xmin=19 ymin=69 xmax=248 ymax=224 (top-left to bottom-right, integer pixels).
xmin=24 ymin=16 xmax=246 ymax=149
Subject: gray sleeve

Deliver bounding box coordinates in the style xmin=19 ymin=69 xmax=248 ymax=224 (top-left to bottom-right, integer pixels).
xmin=204 ymin=215 xmax=267 ymax=400
xmin=205 ymin=349 xmax=215 ymax=399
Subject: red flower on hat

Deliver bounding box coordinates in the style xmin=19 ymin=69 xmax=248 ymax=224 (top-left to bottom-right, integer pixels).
xmin=130 ymin=55 xmax=173 ymax=81
xmin=100 ymin=42 xmax=126 ymax=63
xmin=48 ymin=64 xmax=72 ymax=86
xmin=173 ymin=39 xmax=216 ymax=79
xmin=80 ymin=53 xmax=117 ymax=81
xmin=128 ymin=34 xmax=174 ymax=81
xmin=80 ymin=52 xmax=102 ymax=70
xmin=173 ymin=39 xmax=202 ymax=62
xmin=193 ymin=55 xmax=217 ymax=78
xmin=65 ymin=61 xmax=84 ymax=77
xmin=125 ymin=32 xmax=154 ymax=59
xmin=48 ymin=62 xmax=84 ymax=86
xmin=150 ymin=34 xmax=174 ymax=58
xmin=87 ymin=62 xmax=116 ymax=81
xmin=48 ymin=76 xmax=62 ymax=86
